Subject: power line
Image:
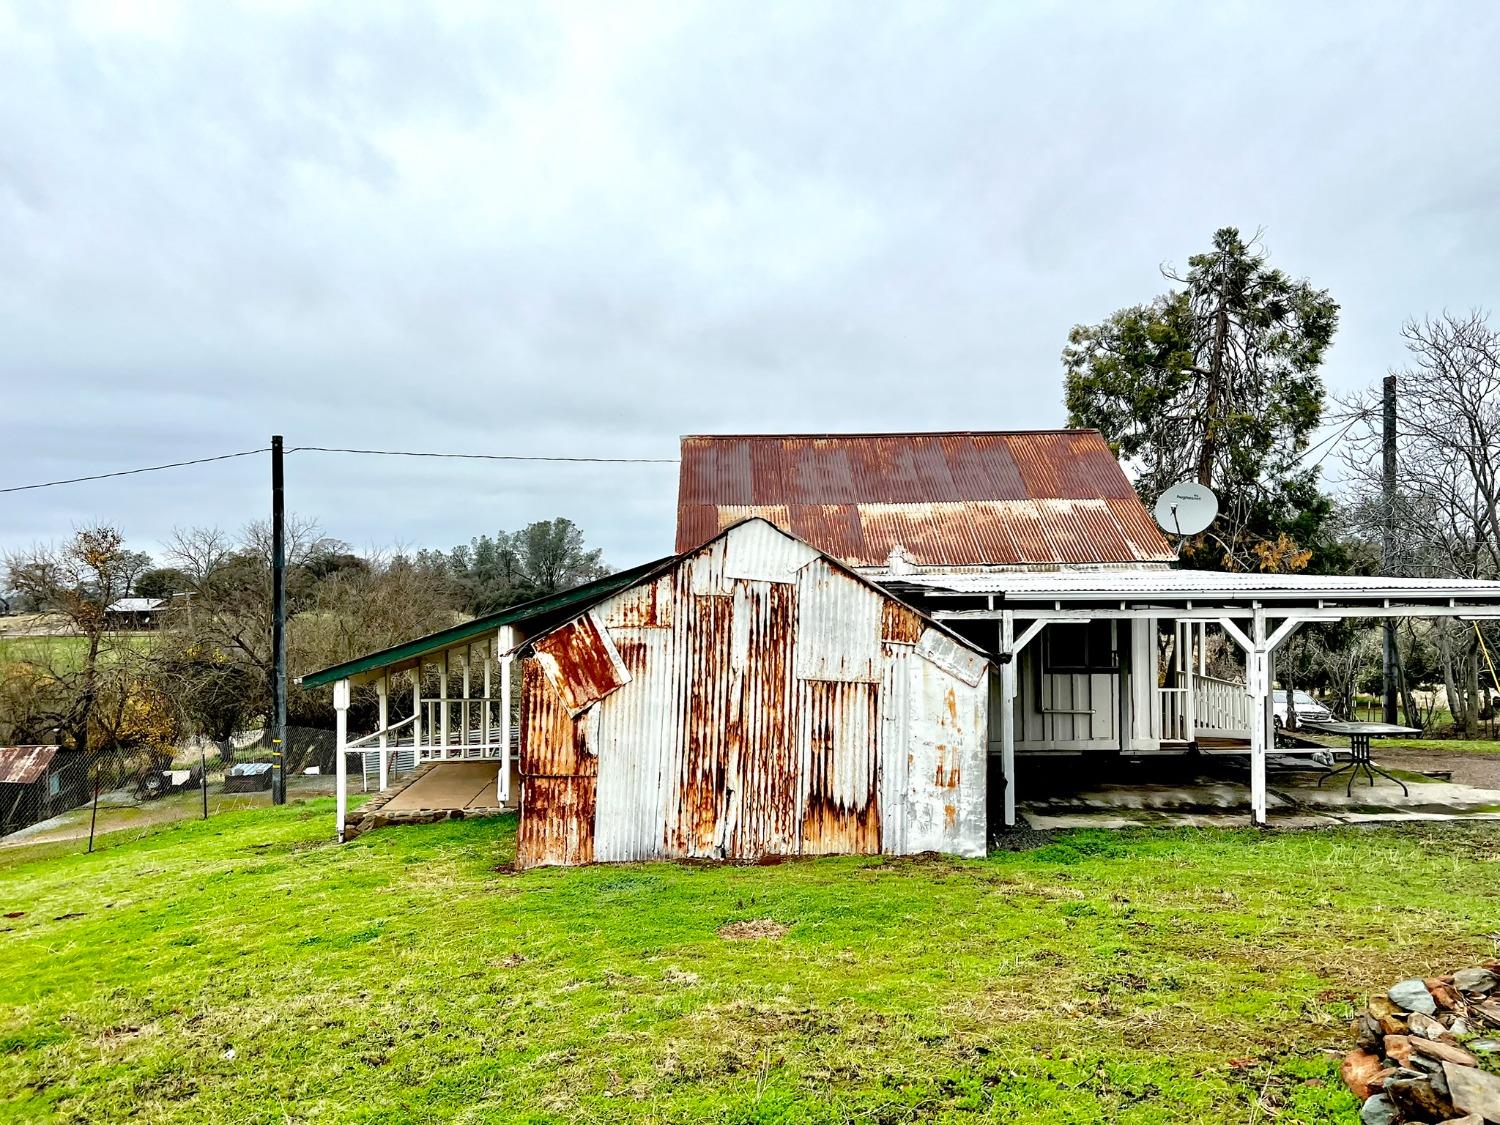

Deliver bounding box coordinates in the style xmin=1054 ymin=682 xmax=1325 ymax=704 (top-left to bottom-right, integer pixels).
xmin=0 ymin=448 xmax=270 ymax=494
xmin=0 ymin=443 xmax=680 ymax=495
xmin=288 ymin=445 xmax=679 ymax=464
xmin=1301 ymin=416 xmax=1360 ymax=471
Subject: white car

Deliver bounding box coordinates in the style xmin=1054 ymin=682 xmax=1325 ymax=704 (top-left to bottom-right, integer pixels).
xmin=1272 ymin=689 xmax=1336 ymax=728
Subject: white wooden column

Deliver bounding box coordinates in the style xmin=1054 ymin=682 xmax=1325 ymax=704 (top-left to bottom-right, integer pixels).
xmin=1118 ymin=620 xmax=1133 ymax=755
xmin=1247 ymin=612 xmax=1269 ymax=826
xmin=439 ymin=650 xmax=451 ymax=758
xmin=999 ymin=612 xmax=1017 ymax=828
xmin=498 ymin=626 xmax=515 ymax=805
xmin=1183 ymin=620 xmax=1197 ymax=744
xmin=334 ymin=678 xmax=351 ymax=842
xmin=377 ymin=671 xmax=389 ymax=790
xmin=482 ymin=646 xmax=492 ymax=752
xmin=460 ymin=648 xmax=471 ymax=756
xmin=411 ymin=664 xmax=423 ymax=759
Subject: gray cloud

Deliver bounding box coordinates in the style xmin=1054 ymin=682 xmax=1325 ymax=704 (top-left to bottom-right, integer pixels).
xmin=3 ymin=0 xmax=1497 ymax=569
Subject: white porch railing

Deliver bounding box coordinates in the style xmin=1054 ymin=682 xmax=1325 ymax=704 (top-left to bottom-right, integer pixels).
xmin=1159 ymin=684 xmax=1188 ymax=741
xmin=1157 ymin=674 xmax=1252 ymax=741
xmin=418 ymin=696 xmax=509 ymax=759
xmin=1195 ymin=674 xmax=1251 ymax=737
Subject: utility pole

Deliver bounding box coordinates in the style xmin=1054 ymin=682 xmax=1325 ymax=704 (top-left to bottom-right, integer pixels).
xmin=271 ymin=435 xmax=287 ymax=804
xmin=1382 ymin=376 xmax=1399 ymax=725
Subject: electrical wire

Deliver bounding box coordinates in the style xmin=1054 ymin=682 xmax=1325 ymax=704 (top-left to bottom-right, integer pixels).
xmin=1299 ymin=416 xmax=1360 ymax=470
xmin=0 ymin=448 xmax=270 ymax=494
xmin=287 ymin=445 xmax=678 ymax=464
xmin=0 ymin=443 xmax=679 ymax=494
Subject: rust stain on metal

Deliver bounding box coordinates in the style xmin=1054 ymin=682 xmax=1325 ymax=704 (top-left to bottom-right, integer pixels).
xmin=516 ymin=519 xmax=991 ymax=867
xmin=721 ymin=580 xmax=798 ymax=859
xmin=668 ymin=590 xmax=735 ymax=856
xmin=881 ymin=600 xmax=925 ymax=645
xmin=532 ymin=613 xmax=629 ymax=714
xmin=517 ymin=661 xmax=597 ymax=868
xmin=0 ymin=745 xmax=57 ymax=785
xmin=676 ymin=431 xmax=1174 ymax=566
xmin=604 ymin=575 xmax=673 ymax=629
xmin=799 ymin=680 xmax=881 ymax=855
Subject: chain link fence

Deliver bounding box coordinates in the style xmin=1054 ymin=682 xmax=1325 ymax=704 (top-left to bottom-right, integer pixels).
xmin=0 ymin=728 xmax=339 ymax=853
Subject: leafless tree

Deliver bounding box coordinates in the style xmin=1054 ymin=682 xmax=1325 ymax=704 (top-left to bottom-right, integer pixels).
xmin=156 ymin=521 xmax=460 ymax=761
xmin=2 ymin=527 xmax=165 ymax=753
xmin=1338 ymin=310 xmax=1500 ymax=735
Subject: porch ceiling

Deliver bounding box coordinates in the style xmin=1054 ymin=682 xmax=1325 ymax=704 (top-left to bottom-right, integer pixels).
xmin=886 ymin=568 xmax=1500 ymax=615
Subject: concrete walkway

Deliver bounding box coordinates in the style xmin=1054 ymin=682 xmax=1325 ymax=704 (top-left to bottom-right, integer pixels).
xmin=380 ymin=761 xmax=505 ymax=812
xmin=1018 ymin=751 xmax=1500 ymax=830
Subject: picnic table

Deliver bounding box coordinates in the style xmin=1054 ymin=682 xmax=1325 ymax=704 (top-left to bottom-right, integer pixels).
xmin=1299 ymin=720 xmax=1421 ymax=796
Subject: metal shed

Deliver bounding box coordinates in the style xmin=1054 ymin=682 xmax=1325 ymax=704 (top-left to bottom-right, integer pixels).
xmin=514 ymin=518 xmax=992 ymax=867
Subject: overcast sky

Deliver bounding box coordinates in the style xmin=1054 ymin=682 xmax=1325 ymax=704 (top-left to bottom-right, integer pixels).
xmin=3 ymin=1 xmax=1497 ymax=571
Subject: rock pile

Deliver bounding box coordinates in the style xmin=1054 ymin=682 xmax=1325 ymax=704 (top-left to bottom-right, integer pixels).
xmin=1341 ymin=963 xmax=1500 ymax=1123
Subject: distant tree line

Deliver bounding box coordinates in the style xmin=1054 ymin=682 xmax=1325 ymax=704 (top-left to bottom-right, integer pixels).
xmin=0 ymin=518 xmax=609 ymax=766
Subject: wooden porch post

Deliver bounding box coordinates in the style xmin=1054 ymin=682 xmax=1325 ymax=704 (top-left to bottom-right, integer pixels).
xmin=460 ymin=648 xmax=471 ymax=757
xmin=440 ymin=650 xmax=450 ymax=759
xmin=1118 ymin=620 xmax=1133 ymax=755
xmin=412 ymin=662 xmax=423 ymax=759
xmin=377 ymin=671 xmax=389 ymax=791
xmin=999 ymin=611 xmax=1017 ymax=828
xmin=334 ymin=678 xmax=350 ymax=842
xmin=1247 ymin=611 xmax=1270 ymax=826
xmin=498 ymin=626 xmax=515 ymax=806
xmin=482 ymin=645 xmax=492 ymax=753
xmin=1183 ymin=620 xmax=1197 ymax=744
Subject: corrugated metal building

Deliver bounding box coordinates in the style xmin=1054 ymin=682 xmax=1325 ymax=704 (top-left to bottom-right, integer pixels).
xmin=0 ymin=745 xmax=85 ymax=838
xmin=676 ymin=430 xmax=1177 ymax=570
xmin=514 ymin=518 xmax=991 ymax=868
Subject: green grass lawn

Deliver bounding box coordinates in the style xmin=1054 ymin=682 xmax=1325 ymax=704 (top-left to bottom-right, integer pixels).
xmin=1379 ymin=737 xmax=1500 ymax=755
xmin=2 ymin=807 xmax=1498 ymax=1124
xmin=0 ymin=633 xmax=149 ymax=672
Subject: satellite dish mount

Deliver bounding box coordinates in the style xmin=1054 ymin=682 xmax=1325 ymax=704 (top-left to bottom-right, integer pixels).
xmin=1153 ymin=482 xmax=1219 ymax=537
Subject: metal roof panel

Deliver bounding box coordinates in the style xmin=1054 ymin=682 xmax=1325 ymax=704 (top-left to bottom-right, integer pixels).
xmin=676 ymin=430 xmax=1174 ymax=566
xmin=0 ymin=745 xmax=58 ymax=785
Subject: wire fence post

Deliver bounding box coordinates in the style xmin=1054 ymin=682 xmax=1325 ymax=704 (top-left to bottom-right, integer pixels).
xmin=200 ymin=747 xmax=209 ymax=819
xmin=86 ymin=774 xmax=101 ymax=854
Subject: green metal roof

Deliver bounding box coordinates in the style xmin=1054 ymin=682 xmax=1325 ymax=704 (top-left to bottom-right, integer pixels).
xmin=297 ymin=555 xmax=675 ymax=689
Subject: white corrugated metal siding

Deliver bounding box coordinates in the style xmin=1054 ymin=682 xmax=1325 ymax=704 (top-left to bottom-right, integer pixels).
xmin=517 ymin=519 xmax=991 ymax=867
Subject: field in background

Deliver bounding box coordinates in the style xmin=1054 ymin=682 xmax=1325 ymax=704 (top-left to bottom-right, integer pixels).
xmin=2 ymin=804 xmax=1497 ymax=1123
xmin=0 ymin=632 xmax=149 ymax=672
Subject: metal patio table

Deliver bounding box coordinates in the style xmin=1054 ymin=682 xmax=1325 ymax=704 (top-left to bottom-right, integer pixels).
xmin=1300 ymin=721 xmax=1421 ymax=797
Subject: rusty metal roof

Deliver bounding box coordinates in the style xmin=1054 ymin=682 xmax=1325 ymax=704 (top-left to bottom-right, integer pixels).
xmin=0 ymin=745 xmax=58 ymax=785
xmin=676 ymin=430 xmax=1177 ymax=568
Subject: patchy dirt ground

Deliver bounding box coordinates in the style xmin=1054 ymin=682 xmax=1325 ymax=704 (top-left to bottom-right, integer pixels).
xmin=717 ymin=918 xmax=790 ymax=940
xmin=1379 ymin=745 xmax=1500 ymax=790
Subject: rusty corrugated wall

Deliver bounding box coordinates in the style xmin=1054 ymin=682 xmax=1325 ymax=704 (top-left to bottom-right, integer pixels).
xmin=516 ymin=519 xmax=989 ymax=868
xmin=674 ymin=431 xmax=1176 ymax=567
xmin=0 ymin=746 xmax=57 ymax=786
xmin=517 ymin=660 xmax=598 ymax=867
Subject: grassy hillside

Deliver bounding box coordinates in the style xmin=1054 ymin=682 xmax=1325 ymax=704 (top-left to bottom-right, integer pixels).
xmin=0 ymin=633 xmax=149 ymax=673
xmin=1 ymin=806 xmax=1497 ymax=1123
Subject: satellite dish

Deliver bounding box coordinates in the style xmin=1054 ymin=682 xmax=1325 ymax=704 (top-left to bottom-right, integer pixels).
xmin=1153 ymin=482 xmax=1219 ymax=536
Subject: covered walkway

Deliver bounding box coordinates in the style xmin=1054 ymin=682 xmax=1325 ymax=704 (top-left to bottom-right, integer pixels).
xmin=299 ymin=561 xmax=673 ymax=841
xmin=888 ymin=568 xmax=1500 ymax=828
